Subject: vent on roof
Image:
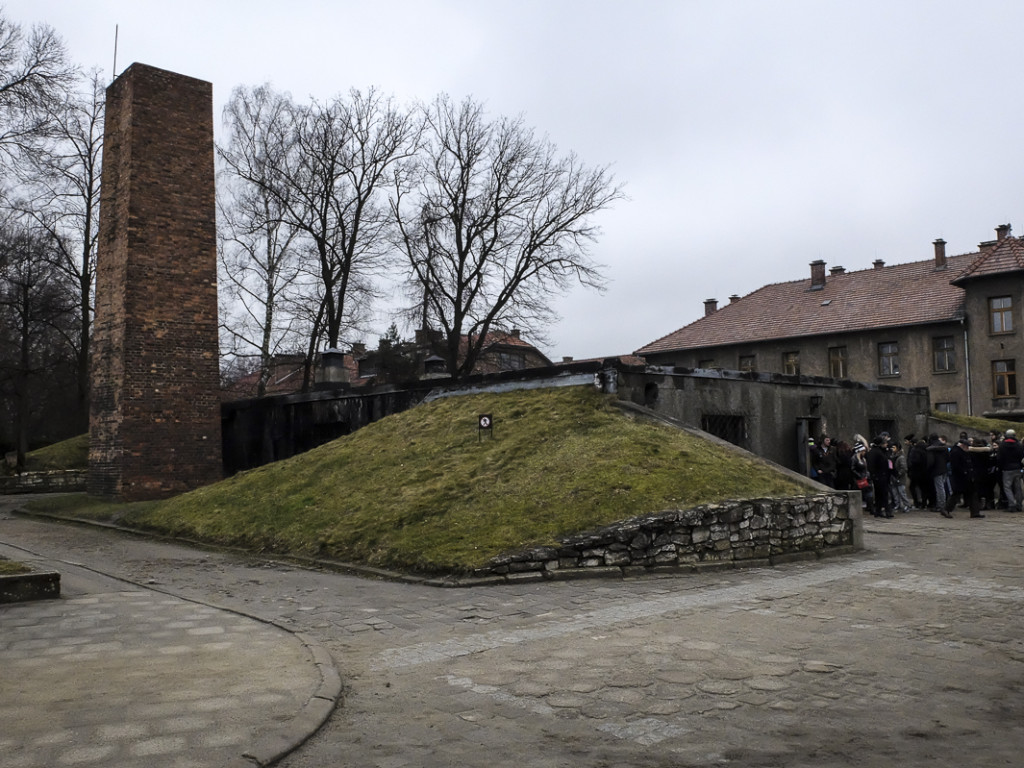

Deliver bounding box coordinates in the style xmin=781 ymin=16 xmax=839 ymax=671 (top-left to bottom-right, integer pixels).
xmin=830 ymin=266 xmax=845 ymax=275
xmin=873 ymin=259 xmax=885 ymax=270
xmin=821 ymin=299 xmax=832 ymax=306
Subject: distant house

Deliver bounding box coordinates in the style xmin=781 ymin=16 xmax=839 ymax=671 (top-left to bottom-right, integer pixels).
xmin=223 ymin=329 xmax=553 ymax=399
xmin=636 ymin=223 xmax=1024 ymax=419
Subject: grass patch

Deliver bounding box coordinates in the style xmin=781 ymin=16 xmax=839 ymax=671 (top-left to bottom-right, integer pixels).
xmin=0 ymin=557 xmax=32 ymax=576
xmin=930 ymin=411 xmax=1023 ymax=437
xmin=12 ymin=434 xmax=89 ymax=473
xmin=22 ymin=493 xmax=158 ymax=523
xmin=110 ymin=387 xmax=809 ymax=575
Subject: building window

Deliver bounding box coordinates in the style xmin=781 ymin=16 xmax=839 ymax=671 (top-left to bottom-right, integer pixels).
xmin=828 ymin=346 xmax=847 ymax=378
xmin=783 ymin=351 xmax=800 ymax=375
xmin=738 ymin=355 xmax=755 ymax=372
xmin=991 ymin=296 xmax=1014 ymax=334
xmin=933 ymin=336 xmax=955 ymax=372
xmin=935 ymin=402 xmax=958 ymax=414
xmin=994 ymin=360 xmax=1017 ymax=398
xmin=878 ymin=342 xmax=900 ymax=377
xmin=498 ymin=352 xmax=525 ymax=370
xmin=700 ymin=414 xmax=747 ymax=447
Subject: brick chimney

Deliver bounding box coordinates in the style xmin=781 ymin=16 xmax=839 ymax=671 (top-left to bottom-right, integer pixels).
xmin=933 ymin=238 xmax=946 ymax=269
xmin=873 ymin=259 xmax=885 ymax=270
xmin=809 ymin=260 xmax=826 ymax=289
xmin=830 ymin=265 xmax=845 ymax=275
xmin=729 ymin=294 xmax=741 ymax=303
xmin=997 ymin=223 xmax=1012 ymax=241
xmin=704 ymin=298 xmax=718 ymax=316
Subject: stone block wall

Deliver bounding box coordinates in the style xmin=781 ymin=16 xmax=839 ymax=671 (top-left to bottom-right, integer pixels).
xmin=89 ymin=64 xmax=222 ymax=500
xmin=473 ymin=493 xmax=859 ymax=582
xmin=0 ymin=471 xmax=88 ymax=495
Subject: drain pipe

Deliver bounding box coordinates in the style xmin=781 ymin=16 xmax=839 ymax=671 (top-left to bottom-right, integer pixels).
xmin=962 ymin=318 xmax=972 ymax=416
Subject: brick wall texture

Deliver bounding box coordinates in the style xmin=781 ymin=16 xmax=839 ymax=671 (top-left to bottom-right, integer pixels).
xmin=88 ymin=63 xmax=222 ymax=500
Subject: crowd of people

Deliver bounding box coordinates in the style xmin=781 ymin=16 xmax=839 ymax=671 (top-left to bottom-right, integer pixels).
xmin=810 ymin=429 xmax=1024 ymax=520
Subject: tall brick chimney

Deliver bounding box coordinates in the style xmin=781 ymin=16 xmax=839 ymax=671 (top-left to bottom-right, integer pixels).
xmin=89 ymin=64 xmax=222 ymax=501
xmin=704 ymin=298 xmax=718 ymax=316
xmin=809 ymin=260 xmax=826 ymax=289
xmin=997 ymin=223 xmax=1012 ymax=240
xmin=933 ymin=238 xmax=947 ymax=269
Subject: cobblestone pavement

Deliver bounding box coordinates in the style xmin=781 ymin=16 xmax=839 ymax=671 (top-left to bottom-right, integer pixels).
xmin=3 ymin=502 xmax=1024 ymax=767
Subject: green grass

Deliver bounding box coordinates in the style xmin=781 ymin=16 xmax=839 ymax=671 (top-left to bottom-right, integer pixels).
xmin=930 ymin=410 xmax=1022 ymax=437
xmin=24 ymin=388 xmax=812 ymax=575
xmin=0 ymin=557 xmax=32 ymax=576
xmin=102 ymin=387 xmax=808 ymax=574
xmin=16 ymin=434 xmax=89 ymax=473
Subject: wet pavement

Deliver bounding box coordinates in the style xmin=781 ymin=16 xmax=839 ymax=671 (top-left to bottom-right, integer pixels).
xmin=2 ymin=498 xmax=1023 ymax=767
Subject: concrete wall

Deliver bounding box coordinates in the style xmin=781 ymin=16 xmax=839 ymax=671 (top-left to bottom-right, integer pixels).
xmin=617 ymin=365 xmax=931 ymax=473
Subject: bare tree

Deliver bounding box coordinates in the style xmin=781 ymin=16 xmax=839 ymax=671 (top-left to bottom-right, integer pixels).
xmin=217 ymin=85 xmax=309 ymax=396
xmin=0 ymin=12 xmax=76 ymax=163
xmin=0 ymin=221 xmax=78 ymax=466
xmin=391 ymin=95 xmax=624 ymax=380
xmin=220 ymin=86 xmax=420 ymax=373
xmin=7 ymin=69 xmax=102 ymax=427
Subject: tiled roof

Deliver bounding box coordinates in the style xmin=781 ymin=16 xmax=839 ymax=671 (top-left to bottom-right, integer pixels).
xmin=636 ymin=251 xmax=984 ymax=355
xmin=952 ymin=235 xmax=1024 ymax=284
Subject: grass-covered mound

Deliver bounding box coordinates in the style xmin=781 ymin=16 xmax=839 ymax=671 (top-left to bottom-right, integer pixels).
xmin=37 ymin=388 xmax=812 ymax=574
xmin=4 ymin=434 xmax=88 ymax=474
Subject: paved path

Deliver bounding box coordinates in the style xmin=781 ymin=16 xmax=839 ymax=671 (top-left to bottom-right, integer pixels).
xmin=3 ymin=500 xmax=1024 ymax=767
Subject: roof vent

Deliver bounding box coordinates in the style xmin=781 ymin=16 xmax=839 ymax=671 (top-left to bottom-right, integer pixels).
xmin=829 ymin=265 xmax=845 ymax=275
xmin=873 ymin=259 xmax=885 ymax=270
xmin=729 ymin=294 xmax=741 ymax=303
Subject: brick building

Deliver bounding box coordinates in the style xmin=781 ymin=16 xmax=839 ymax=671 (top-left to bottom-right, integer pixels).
xmin=89 ymin=64 xmax=222 ymax=500
xmin=636 ymin=224 xmax=1024 ymax=419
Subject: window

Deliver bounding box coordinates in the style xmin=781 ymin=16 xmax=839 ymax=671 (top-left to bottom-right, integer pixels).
xmin=935 ymin=402 xmax=958 ymax=414
xmin=738 ymin=355 xmax=755 ymax=372
xmin=828 ymin=346 xmax=847 ymax=378
xmin=783 ymin=351 xmax=800 ymax=375
xmin=498 ymin=352 xmax=525 ymax=370
xmin=994 ymin=360 xmax=1017 ymax=398
xmin=878 ymin=342 xmax=900 ymax=376
xmin=933 ymin=336 xmax=955 ymax=372
xmin=991 ymin=296 xmax=1014 ymax=334
xmin=700 ymin=414 xmax=747 ymax=447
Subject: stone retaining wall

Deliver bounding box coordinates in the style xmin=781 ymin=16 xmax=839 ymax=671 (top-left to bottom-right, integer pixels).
xmin=475 ymin=493 xmax=860 ymax=581
xmin=0 ymin=470 xmax=88 ymax=495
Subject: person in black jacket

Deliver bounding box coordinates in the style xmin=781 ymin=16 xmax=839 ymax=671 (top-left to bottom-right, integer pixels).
xmin=945 ymin=437 xmax=983 ymax=518
xmin=907 ymin=437 xmax=931 ymax=508
xmin=997 ymin=429 xmax=1024 ymax=512
xmin=866 ymin=435 xmax=893 ymax=518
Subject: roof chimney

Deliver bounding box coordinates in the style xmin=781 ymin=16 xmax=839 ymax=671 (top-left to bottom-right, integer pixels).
xmin=829 ymin=265 xmax=845 ymax=275
xmin=873 ymin=259 xmax=885 ymax=270
xmin=729 ymin=294 xmax=741 ymax=303
xmin=809 ymin=260 xmax=826 ymax=290
xmin=997 ymin=223 xmax=1012 ymax=241
xmin=933 ymin=238 xmax=946 ymax=269
xmin=704 ymin=298 xmax=718 ymax=316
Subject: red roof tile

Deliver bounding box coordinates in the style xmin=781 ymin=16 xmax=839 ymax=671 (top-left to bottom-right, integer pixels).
xmin=952 ymin=235 xmax=1024 ymax=284
xmin=636 ymin=251 xmax=981 ymax=355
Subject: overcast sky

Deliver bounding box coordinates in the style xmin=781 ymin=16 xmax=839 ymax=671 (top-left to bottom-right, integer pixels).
xmin=7 ymin=0 xmax=1024 ymax=362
